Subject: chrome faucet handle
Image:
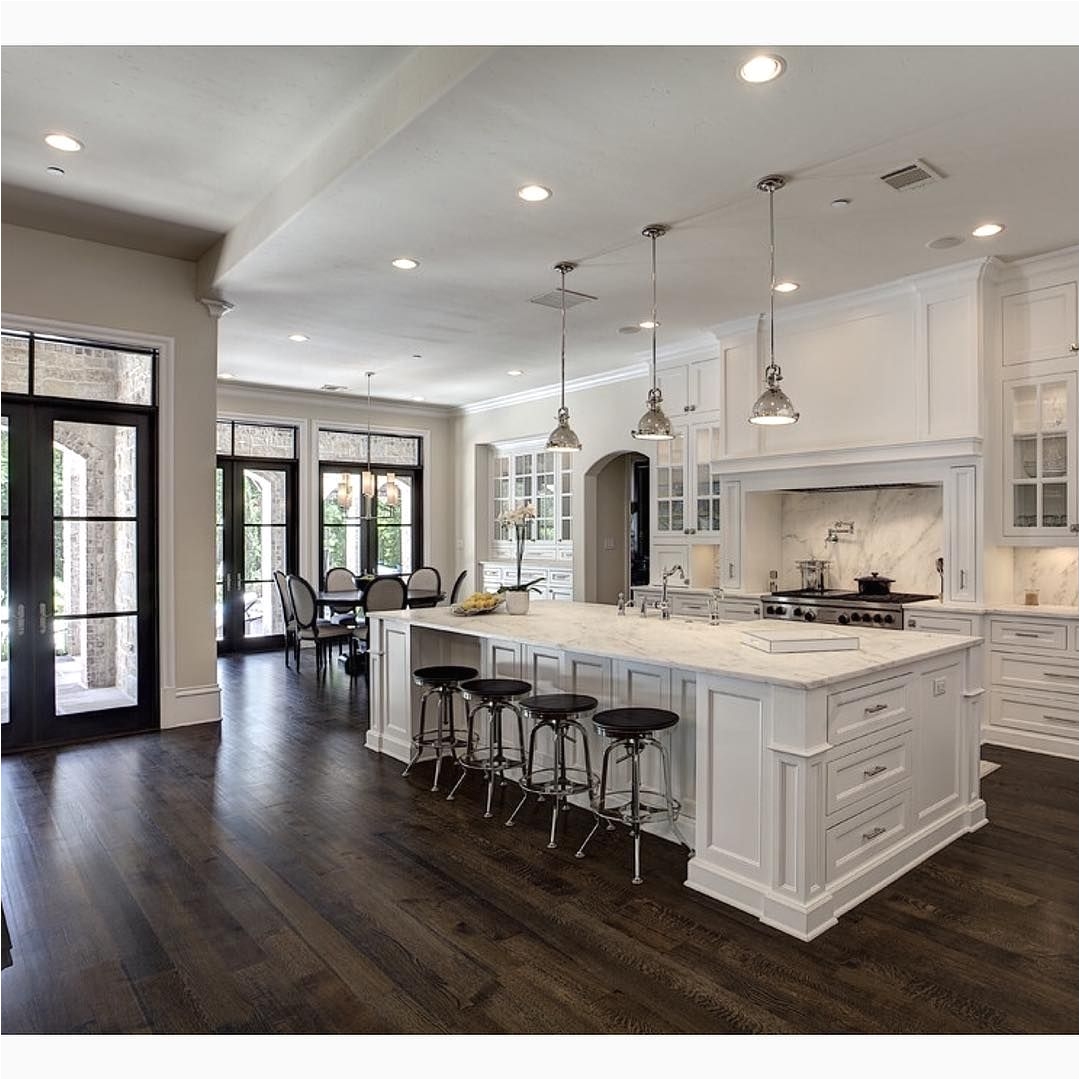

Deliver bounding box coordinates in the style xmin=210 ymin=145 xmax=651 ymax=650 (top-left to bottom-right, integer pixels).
xmin=659 ymin=600 xmax=671 ymax=620
xmin=617 ymin=591 xmax=626 ymax=615
xmin=639 ymin=597 xmax=648 ymax=617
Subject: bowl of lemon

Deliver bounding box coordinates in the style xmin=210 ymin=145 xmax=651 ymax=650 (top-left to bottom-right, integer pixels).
xmin=451 ymin=591 xmax=505 ymax=617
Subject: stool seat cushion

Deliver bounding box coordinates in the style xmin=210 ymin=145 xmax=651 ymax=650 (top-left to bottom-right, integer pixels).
xmin=461 ymin=678 xmax=533 ymax=699
xmin=520 ymin=693 xmax=598 ymax=717
xmin=592 ymin=706 xmax=679 ymax=737
xmin=413 ymin=665 xmax=479 ymax=685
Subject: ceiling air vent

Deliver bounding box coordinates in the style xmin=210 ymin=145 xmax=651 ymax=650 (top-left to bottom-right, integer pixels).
xmin=529 ymin=287 xmax=597 ymax=310
xmin=320 ymin=383 xmax=348 ymax=392
xmin=879 ymin=158 xmax=946 ymax=193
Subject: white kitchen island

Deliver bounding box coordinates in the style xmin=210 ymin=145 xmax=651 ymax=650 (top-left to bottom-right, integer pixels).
xmin=366 ymin=600 xmax=987 ymax=940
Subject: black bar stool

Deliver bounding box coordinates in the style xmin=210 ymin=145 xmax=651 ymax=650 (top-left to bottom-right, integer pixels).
xmin=575 ymin=707 xmax=693 ymax=885
xmin=446 ymin=678 xmax=532 ymax=818
xmin=403 ymin=665 xmax=479 ymax=792
xmin=506 ymin=693 xmax=598 ymax=849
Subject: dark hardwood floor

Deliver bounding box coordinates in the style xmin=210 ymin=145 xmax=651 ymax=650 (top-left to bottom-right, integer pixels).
xmin=2 ymin=651 xmax=1076 ymax=1034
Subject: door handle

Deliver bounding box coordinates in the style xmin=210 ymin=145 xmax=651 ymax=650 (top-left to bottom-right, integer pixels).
xmin=959 ymin=569 xmax=967 ymax=590
xmin=38 ymin=602 xmax=49 ymax=635
xmin=14 ymin=603 xmax=25 ymax=636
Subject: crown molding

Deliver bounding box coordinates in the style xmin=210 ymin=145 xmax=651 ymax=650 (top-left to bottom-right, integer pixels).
xmin=459 ymin=360 xmax=648 ymax=415
xmin=996 ymin=244 xmax=1078 ymax=283
xmin=216 ymin=378 xmax=456 ymax=417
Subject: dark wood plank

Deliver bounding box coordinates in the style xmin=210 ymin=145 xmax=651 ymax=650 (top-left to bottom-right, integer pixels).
xmin=1 ymin=651 xmax=1075 ymax=1033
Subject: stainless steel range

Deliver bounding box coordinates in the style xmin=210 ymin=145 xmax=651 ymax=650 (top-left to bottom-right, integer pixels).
xmin=761 ymin=588 xmax=938 ymax=629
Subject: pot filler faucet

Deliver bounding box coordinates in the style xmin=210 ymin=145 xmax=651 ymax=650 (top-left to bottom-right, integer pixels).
xmin=825 ymin=520 xmax=855 ymax=544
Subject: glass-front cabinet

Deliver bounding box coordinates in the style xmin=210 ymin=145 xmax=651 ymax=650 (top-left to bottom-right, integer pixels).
xmin=1003 ymin=372 xmax=1077 ymax=539
xmin=490 ymin=444 xmax=572 ymax=560
xmin=654 ymin=420 xmax=723 ymax=540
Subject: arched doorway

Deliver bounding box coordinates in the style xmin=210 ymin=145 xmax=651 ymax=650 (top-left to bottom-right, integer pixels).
xmin=582 ymin=450 xmax=649 ymax=604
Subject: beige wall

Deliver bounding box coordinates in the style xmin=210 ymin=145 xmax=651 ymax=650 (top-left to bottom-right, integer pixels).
xmin=2 ymin=223 xmax=219 ymax=721
xmin=216 ymin=383 xmax=457 ymax=587
xmin=453 ymin=375 xmax=662 ymax=598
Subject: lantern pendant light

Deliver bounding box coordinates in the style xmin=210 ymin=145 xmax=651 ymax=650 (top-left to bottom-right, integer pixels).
xmin=749 ymin=175 xmax=800 ymax=426
xmin=362 ymin=371 xmax=377 ymax=500
xmin=385 ymin=471 xmax=400 ymax=508
xmin=544 ymin=261 xmax=582 ymax=453
xmin=631 ymin=224 xmax=675 ymax=441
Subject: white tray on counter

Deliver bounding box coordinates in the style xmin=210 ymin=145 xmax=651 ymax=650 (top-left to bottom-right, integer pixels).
xmin=741 ymin=626 xmax=860 ymax=654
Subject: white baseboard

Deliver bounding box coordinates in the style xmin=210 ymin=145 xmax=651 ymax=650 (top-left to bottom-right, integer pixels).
xmin=161 ymin=683 xmax=222 ymax=729
xmin=982 ymin=726 xmax=1079 ymax=760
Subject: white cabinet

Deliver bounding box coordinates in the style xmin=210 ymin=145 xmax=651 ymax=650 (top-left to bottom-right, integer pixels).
xmin=690 ymin=422 xmax=724 ymax=537
xmin=1001 ymin=372 xmax=1077 ymax=540
xmin=653 ymin=424 xmax=688 ymax=537
xmin=947 ymin=465 xmax=977 ymax=602
xmin=719 ymin=479 xmax=741 ymax=588
xmin=653 ymin=418 xmax=726 ymax=542
xmin=659 ymin=356 xmax=720 ymax=417
xmin=1001 ymin=280 xmax=1078 ymax=367
xmin=478 ymin=561 xmax=574 ymax=601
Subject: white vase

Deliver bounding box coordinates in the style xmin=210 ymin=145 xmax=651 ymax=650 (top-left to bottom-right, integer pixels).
xmin=504 ymin=590 xmax=530 ymax=615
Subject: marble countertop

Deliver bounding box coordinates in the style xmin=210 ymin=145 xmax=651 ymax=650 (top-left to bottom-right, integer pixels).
xmin=908 ymin=598 xmax=1079 ymax=620
xmin=371 ymin=600 xmax=979 ymax=691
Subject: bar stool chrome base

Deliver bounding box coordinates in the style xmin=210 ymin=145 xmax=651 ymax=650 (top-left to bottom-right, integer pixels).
xmin=505 ymin=693 xmax=599 ymax=849
xmin=575 ymin=707 xmax=693 ymax=885
xmin=446 ymin=678 xmax=532 ymax=818
xmin=402 ymin=665 xmax=478 ymax=792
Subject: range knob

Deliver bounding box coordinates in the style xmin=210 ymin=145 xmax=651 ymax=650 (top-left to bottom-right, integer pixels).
xmin=793 ymin=608 xmax=802 ymax=617
xmin=883 ymin=614 xmax=894 ymax=624
xmin=765 ymin=605 xmax=775 ymax=614
xmin=873 ymin=613 xmax=883 ymax=624
xmin=837 ymin=614 xmax=849 ymax=625
xmin=804 ymin=609 xmax=816 ymax=622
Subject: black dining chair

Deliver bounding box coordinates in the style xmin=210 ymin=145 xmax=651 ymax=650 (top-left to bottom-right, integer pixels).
xmin=354 ymin=575 xmax=408 ymax=676
xmin=273 ymin=569 xmax=298 ymax=668
xmin=287 ymin=573 xmax=354 ymax=674
xmin=407 ymin=566 xmax=442 ymax=606
xmin=447 ymin=569 xmax=468 ymax=606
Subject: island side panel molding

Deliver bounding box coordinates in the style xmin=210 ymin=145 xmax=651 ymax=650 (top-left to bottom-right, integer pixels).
xmin=913 ymin=658 xmax=964 ymax=826
xmin=365 ymin=617 xmax=415 ymax=762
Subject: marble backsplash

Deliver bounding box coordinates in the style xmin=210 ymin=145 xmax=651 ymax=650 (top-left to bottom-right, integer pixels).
xmin=1012 ymin=547 xmax=1079 ymax=606
xmin=779 ymin=487 xmax=944 ymax=594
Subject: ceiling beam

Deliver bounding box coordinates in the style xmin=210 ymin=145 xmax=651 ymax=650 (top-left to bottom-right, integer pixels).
xmin=197 ymin=45 xmax=497 ymax=297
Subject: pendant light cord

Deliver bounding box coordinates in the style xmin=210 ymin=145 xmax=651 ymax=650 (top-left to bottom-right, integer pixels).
xmin=650 ymin=229 xmax=658 ymax=388
xmin=560 ymin=264 xmax=567 ymax=410
xmin=768 ymin=186 xmax=777 ymax=380
xmin=365 ymin=371 xmax=373 ymax=473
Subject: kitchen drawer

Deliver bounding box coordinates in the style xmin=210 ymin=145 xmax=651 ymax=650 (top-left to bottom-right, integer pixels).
xmin=548 ymin=570 xmax=573 ymax=585
xmin=827 ymin=673 xmax=912 ymax=744
xmin=825 ymin=788 xmax=911 ymax=884
xmin=672 ymin=594 xmax=710 ymax=618
xmin=905 ymin=613 xmax=976 ymax=636
xmin=548 ymin=586 xmax=573 ymax=602
xmin=720 ymin=601 xmax=762 ymax=622
xmin=826 ymin=726 xmax=912 ymax=818
xmin=990 ymin=652 xmax=1079 ymax=695
xmin=990 ymin=690 xmax=1078 ymax=739
xmin=990 ymin=618 xmax=1068 ymax=652
xmin=1069 ymin=621 xmax=1078 ymax=656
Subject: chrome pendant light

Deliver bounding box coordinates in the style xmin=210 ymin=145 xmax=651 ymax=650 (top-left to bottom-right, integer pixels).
xmin=631 ymin=224 xmax=675 ymax=441
xmin=544 ymin=261 xmax=582 ymax=453
xmin=749 ymin=175 xmax=800 ymax=426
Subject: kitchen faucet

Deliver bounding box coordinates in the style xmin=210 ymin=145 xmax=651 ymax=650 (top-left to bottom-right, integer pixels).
xmin=658 ymin=564 xmax=685 ymax=619
xmin=825 ymin=520 xmax=855 ymax=544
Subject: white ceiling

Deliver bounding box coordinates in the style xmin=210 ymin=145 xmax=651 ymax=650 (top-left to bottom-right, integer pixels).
xmin=3 ymin=45 xmax=1077 ymax=405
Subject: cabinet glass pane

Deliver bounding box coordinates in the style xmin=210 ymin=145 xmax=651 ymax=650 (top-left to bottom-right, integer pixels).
xmin=657 ymin=470 xmax=670 ymax=499
xmin=671 ymin=467 xmax=683 ymax=498
xmin=711 ymin=501 xmax=721 ymax=532
xmin=1013 ymin=484 xmax=1037 ymax=528
xmin=697 ymin=501 xmax=709 ymax=531
xmin=1042 ymin=434 xmax=1067 ymax=478
xmin=1010 ymin=384 xmax=1038 ymax=434
xmin=1013 ymin=435 xmax=1037 ymax=480
xmin=697 ymin=463 xmax=709 ymax=497
xmin=658 ymin=505 xmax=670 ymax=532
xmin=1042 ymin=483 xmax=1067 ymax=528
xmin=671 ymin=502 xmax=683 ymax=532
xmin=1041 ymin=381 xmax=1068 ymax=431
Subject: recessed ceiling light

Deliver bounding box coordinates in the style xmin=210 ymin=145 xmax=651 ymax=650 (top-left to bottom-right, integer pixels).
xmin=638 ymin=320 xmax=659 ymax=329
xmin=45 ymin=165 xmax=65 ymax=177
xmin=618 ymin=325 xmax=642 ymax=335
xmin=927 ymin=235 xmax=964 ymax=250
xmin=412 ymin=353 xmax=422 ymax=359
xmin=219 ymin=373 xmax=236 ymax=380
xmin=44 ymin=132 xmax=82 ymax=152
xmin=506 ymin=369 xmax=524 ymax=376
xmin=773 ymin=281 xmax=799 ymax=293
xmin=830 ymin=197 xmax=852 ymax=209
xmin=972 ymin=223 xmax=1004 ymax=238
xmin=412 ymin=395 xmax=425 ymax=402
xmin=392 ymin=257 xmax=419 ymax=270
xmin=738 ymin=55 xmax=786 ymax=84
xmin=517 ymin=184 xmax=551 ymax=202
xmin=288 ymin=333 xmax=309 ymax=342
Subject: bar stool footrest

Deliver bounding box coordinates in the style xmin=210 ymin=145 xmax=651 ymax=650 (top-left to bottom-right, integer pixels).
xmin=594 ymin=789 xmax=682 ymax=826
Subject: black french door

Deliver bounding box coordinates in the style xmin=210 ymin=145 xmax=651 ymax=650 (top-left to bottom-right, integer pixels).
xmin=2 ymin=401 xmax=157 ymax=750
xmin=216 ymin=458 xmax=298 ymax=653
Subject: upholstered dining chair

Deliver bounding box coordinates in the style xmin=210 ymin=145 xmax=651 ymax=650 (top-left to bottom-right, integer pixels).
xmin=273 ymin=569 xmax=298 ymax=668
xmin=407 ymin=565 xmax=441 ymax=594
xmin=353 ymin=575 xmax=408 ymax=678
xmin=324 ymin=566 xmax=360 ymax=626
xmin=286 ymin=573 xmax=354 ymax=674
xmin=447 ymin=569 xmax=468 ymax=606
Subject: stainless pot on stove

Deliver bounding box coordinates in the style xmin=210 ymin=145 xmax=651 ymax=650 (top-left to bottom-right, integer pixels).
xmin=795 ymin=559 xmax=830 ymax=592
xmin=854 ymin=571 xmax=895 ymax=596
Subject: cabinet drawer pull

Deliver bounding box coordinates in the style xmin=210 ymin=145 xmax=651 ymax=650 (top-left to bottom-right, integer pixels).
xmin=863 ymin=703 xmax=889 ymax=716
xmin=1043 ymin=672 xmax=1078 ymax=679
xmin=862 ymin=826 xmax=887 ymax=842
xmin=863 ymin=764 xmax=888 ymax=778
xmin=1013 ymin=631 xmax=1040 ymax=638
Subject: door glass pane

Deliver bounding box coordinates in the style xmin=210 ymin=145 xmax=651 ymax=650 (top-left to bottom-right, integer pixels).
xmin=377 ymin=474 xmax=412 ymax=575
xmin=1013 ymin=484 xmax=1036 ymax=528
xmin=244 ymin=525 xmax=286 ymax=585
xmin=323 ymin=524 xmax=363 ymax=576
xmin=323 ymin=469 xmax=364 ymax=523
xmin=242 ymin=578 xmax=283 ymax=638
xmin=54 ymin=521 xmax=137 ymax=614
xmin=53 ymin=422 xmax=137 ymax=517
xmin=54 ymin=615 xmax=137 ymax=715
xmin=1043 ymin=483 xmax=1067 ymax=528
xmin=1 ymin=334 xmax=30 ymax=394
xmin=243 ymin=468 xmax=287 ymax=524
xmin=216 ymin=583 xmax=224 ymax=642
xmin=215 ymin=468 xmax=224 ymax=641
xmin=234 ymin=423 xmax=296 ymax=459
xmin=35 ymin=340 xmax=152 ymax=405
xmin=1 ymin=416 xmax=8 ymax=728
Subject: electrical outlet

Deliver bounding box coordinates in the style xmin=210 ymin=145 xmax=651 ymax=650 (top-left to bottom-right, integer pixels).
xmin=932 ymin=677 xmax=947 ymax=696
